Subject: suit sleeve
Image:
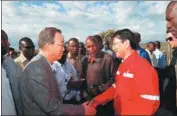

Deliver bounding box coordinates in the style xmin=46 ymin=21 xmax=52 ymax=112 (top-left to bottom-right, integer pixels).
xmin=24 ymin=64 xmax=85 ymax=115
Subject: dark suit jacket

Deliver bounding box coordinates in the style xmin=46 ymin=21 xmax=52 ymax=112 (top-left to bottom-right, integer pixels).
xmin=156 ymin=66 xmax=176 ymax=114
xmin=19 ymin=53 xmax=85 ymax=115
xmin=2 ymin=56 xmax=23 ymax=115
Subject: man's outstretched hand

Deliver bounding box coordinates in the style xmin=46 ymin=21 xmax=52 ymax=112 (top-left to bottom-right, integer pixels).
xmin=87 ymin=99 xmax=99 ymax=109
xmin=82 ymin=101 xmax=96 ymax=116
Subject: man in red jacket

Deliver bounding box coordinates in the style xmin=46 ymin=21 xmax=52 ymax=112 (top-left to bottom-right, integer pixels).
xmin=88 ymin=29 xmax=160 ymax=115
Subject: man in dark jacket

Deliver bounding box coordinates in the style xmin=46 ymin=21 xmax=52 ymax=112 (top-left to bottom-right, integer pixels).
xmin=1 ymin=30 xmax=22 ymax=115
xmin=155 ymin=1 xmax=177 ymax=115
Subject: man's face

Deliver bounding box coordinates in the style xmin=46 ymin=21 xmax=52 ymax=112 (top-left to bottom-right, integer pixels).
xmin=68 ymin=40 xmax=79 ymax=55
xmin=112 ymin=37 xmax=126 ymax=58
xmin=166 ymin=4 xmax=177 ymax=38
xmin=1 ymin=38 xmax=10 ymax=56
xmin=148 ymin=43 xmax=156 ymax=52
xmin=50 ymin=32 xmax=65 ymax=61
xmin=104 ymin=42 xmax=109 ymax=49
xmin=85 ymin=39 xmax=98 ymax=57
xmin=79 ymin=43 xmax=85 ymax=54
xmin=20 ymin=41 xmax=35 ymax=60
xmin=166 ymin=32 xmax=177 ymax=48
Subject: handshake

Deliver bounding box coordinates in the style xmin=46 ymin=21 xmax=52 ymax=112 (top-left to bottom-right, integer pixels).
xmin=82 ymin=98 xmax=100 ymax=116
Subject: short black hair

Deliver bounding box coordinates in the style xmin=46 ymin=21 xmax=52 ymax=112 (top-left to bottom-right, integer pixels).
xmin=19 ymin=37 xmax=34 ymax=49
xmin=112 ymin=29 xmax=137 ymax=50
xmin=134 ymin=32 xmax=141 ymax=43
xmin=79 ymin=42 xmax=85 ymax=47
xmin=1 ymin=30 xmax=8 ymax=41
xmin=9 ymin=47 xmax=15 ymax=51
xmin=155 ymin=41 xmax=161 ymax=49
xmin=68 ymin=38 xmax=79 ymax=45
xmin=147 ymin=41 xmax=156 ymax=48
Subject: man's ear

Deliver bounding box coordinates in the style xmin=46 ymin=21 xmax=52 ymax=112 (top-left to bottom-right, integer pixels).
xmin=124 ymin=40 xmax=130 ymax=48
xmin=43 ymin=43 xmax=50 ymax=50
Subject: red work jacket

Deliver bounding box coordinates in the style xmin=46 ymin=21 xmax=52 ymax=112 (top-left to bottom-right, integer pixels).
xmin=94 ymin=51 xmax=160 ymax=115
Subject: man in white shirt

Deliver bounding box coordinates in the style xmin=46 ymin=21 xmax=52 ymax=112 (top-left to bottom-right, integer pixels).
xmin=146 ymin=42 xmax=157 ymax=67
xmin=14 ymin=37 xmax=35 ymax=70
xmin=154 ymin=41 xmax=167 ymax=68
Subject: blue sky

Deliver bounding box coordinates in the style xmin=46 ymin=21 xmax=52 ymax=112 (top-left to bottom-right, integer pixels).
xmin=2 ymin=1 xmax=169 ymax=50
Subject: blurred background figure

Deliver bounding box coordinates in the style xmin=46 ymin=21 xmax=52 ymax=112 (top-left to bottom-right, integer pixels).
xmin=78 ymin=42 xmax=86 ymax=56
xmin=8 ymin=47 xmax=18 ymax=59
xmin=162 ymin=51 xmax=168 ymax=65
xmin=67 ymin=38 xmax=83 ymax=80
xmin=154 ymin=41 xmax=167 ymax=68
xmin=65 ymin=41 xmax=69 ymax=52
xmin=146 ymin=42 xmax=157 ymax=67
xmin=134 ymin=32 xmax=151 ymax=64
xmin=102 ymin=40 xmax=115 ymax=57
xmin=14 ymin=37 xmax=35 ymax=70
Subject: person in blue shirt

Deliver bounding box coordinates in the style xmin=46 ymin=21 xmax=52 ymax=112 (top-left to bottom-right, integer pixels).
xmin=134 ymin=32 xmax=152 ymax=64
xmin=154 ymin=41 xmax=167 ymax=68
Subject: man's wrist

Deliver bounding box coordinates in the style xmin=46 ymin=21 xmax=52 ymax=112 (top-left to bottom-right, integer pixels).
xmin=88 ymin=99 xmax=99 ymax=108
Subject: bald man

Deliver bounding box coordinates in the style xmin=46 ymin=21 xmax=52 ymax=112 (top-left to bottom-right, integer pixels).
xmin=159 ymin=1 xmax=177 ymax=114
xmin=166 ymin=1 xmax=177 ymax=38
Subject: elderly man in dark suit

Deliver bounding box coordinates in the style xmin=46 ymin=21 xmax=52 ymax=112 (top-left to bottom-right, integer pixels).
xmin=19 ymin=27 xmax=96 ymax=115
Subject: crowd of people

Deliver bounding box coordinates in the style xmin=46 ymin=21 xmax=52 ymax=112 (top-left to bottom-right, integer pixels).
xmin=1 ymin=1 xmax=177 ymax=116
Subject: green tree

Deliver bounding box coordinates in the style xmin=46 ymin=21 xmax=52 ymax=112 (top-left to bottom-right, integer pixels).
xmin=99 ymin=29 xmax=115 ymax=47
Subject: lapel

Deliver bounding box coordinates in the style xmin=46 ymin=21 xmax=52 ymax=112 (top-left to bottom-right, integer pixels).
xmin=36 ymin=53 xmax=63 ymax=101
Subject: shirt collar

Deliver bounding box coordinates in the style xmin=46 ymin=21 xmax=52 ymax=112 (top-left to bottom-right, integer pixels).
xmin=87 ymin=51 xmax=104 ymax=63
xmin=146 ymin=49 xmax=151 ymax=54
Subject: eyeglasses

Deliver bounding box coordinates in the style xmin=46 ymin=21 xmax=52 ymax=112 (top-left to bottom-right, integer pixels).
xmin=166 ymin=37 xmax=173 ymax=42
